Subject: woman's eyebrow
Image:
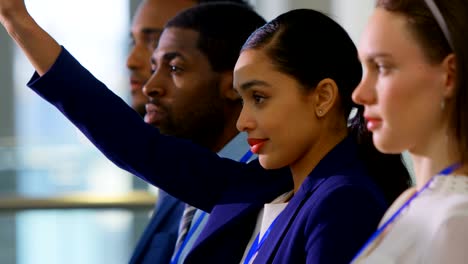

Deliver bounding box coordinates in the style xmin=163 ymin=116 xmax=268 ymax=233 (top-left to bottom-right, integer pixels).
xmin=238 ymin=80 xmax=270 ymax=91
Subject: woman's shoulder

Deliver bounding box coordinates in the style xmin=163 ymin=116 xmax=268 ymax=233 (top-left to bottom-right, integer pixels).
xmin=425 ymin=175 xmax=468 ymax=211
xmin=425 ymin=175 xmax=468 ymax=221
xmin=300 ymin=174 xmax=388 ymax=219
xmin=421 ymin=181 xmax=468 ymax=263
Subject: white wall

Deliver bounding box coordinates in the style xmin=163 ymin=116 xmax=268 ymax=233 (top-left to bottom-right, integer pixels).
xmin=253 ymin=0 xmax=331 ymax=21
xmin=252 ymin=0 xmax=374 ymax=44
xmin=331 ymin=0 xmax=374 ymax=45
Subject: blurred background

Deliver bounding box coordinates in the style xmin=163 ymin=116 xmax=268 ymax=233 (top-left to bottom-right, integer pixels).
xmin=0 ymin=0 xmax=377 ymax=263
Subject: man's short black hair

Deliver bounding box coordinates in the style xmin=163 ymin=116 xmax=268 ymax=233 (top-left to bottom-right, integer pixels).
xmin=165 ymin=2 xmax=265 ymax=72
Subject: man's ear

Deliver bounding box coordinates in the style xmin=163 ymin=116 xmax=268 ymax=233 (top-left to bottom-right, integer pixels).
xmin=219 ymin=71 xmax=240 ymax=101
xmin=312 ymin=78 xmax=339 ymax=118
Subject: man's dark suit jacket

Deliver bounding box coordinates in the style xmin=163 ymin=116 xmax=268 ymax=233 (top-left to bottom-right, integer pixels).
xmin=129 ymin=190 xmax=184 ymax=264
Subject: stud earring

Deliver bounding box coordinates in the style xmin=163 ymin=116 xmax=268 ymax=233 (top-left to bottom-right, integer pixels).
xmin=440 ymin=99 xmax=446 ymax=110
xmin=318 ymin=110 xmax=323 ymax=115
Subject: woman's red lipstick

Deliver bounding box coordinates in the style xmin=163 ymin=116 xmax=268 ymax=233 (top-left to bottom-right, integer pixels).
xmin=247 ymin=138 xmax=267 ymax=154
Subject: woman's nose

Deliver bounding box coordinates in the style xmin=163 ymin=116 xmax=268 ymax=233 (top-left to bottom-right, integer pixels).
xmin=236 ymin=105 xmax=255 ymax=132
xmin=352 ymin=75 xmax=376 ymax=106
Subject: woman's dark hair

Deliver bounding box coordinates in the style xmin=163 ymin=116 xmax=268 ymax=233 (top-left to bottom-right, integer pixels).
xmin=376 ymin=0 xmax=468 ymax=170
xmin=165 ymin=3 xmax=265 ymax=72
xmin=242 ymin=9 xmax=412 ymax=203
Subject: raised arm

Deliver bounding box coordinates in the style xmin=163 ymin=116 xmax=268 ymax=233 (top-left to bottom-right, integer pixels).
xmin=0 ymin=2 xmax=292 ymax=212
xmin=0 ymin=0 xmax=60 ymax=75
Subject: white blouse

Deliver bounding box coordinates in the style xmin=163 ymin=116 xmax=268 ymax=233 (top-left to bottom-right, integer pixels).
xmin=352 ymin=175 xmax=468 ymax=264
xmin=239 ymin=191 xmax=293 ymax=264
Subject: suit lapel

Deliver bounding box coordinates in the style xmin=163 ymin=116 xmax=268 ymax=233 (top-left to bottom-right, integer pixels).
xmin=193 ymin=202 xmax=258 ymax=248
xmin=189 ymin=166 xmax=294 ymax=263
xmin=133 ymin=193 xmax=182 ymax=257
xmin=253 ymin=137 xmax=357 ymax=263
xmin=253 ymin=176 xmax=328 ymax=263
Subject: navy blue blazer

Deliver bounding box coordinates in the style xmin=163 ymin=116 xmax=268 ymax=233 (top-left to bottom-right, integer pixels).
xmin=129 ymin=190 xmax=184 ymax=264
xmin=130 ymin=134 xmax=251 ymax=264
xmin=29 ymin=48 xmax=388 ymax=264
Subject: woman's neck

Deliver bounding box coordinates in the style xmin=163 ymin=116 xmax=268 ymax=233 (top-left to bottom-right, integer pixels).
xmin=290 ymin=129 xmax=348 ymax=193
xmin=410 ymin=130 xmax=462 ymax=190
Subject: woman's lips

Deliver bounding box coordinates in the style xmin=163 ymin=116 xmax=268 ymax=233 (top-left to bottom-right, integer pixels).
xmin=247 ymin=138 xmax=267 ymax=154
xmin=365 ymin=117 xmax=382 ymax=131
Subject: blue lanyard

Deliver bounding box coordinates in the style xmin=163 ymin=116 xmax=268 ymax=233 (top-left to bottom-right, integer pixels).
xmin=239 ymin=150 xmax=254 ymax=163
xmin=171 ymin=211 xmax=207 ymax=264
xmin=171 ymin=149 xmax=253 ymax=264
xmin=243 ymin=214 xmax=281 ymax=264
xmin=352 ymin=162 xmax=461 ymax=261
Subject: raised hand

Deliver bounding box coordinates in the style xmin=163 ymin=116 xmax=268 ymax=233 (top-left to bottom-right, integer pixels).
xmin=0 ymin=0 xmax=60 ymax=76
xmin=0 ymin=0 xmax=27 ymax=27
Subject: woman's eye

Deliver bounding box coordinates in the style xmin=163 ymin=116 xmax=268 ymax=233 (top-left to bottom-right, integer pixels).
xmin=253 ymin=94 xmax=265 ymax=104
xmin=374 ymin=62 xmax=391 ymax=75
xmin=377 ymin=64 xmax=386 ymax=72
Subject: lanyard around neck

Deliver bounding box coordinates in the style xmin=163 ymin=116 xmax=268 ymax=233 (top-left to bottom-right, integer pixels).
xmin=352 ymin=162 xmax=461 ymax=261
xmin=243 ymin=214 xmax=281 ymax=264
xmin=171 ymin=211 xmax=207 ymax=264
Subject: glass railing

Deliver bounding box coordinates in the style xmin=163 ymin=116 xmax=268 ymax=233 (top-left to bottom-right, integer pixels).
xmin=0 ymin=144 xmax=158 ymax=264
xmin=0 ymin=207 xmax=155 ymax=264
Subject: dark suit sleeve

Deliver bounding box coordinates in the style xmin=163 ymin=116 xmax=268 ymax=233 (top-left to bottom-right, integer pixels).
xmin=26 ymin=47 xmax=274 ymax=212
xmin=304 ymin=185 xmax=384 ymax=264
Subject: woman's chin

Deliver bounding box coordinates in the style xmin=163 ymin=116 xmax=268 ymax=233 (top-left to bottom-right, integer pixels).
xmin=259 ymin=156 xmax=286 ymax=170
xmin=374 ymin=136 xmax=406 ymax=154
